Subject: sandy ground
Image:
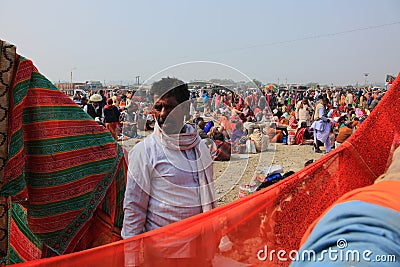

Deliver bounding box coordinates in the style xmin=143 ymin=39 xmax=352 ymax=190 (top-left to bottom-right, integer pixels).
xmin=120 ymin=138 xmax=323 ymax=207
xmin=214 ymin=143 xmax=323 ymax=206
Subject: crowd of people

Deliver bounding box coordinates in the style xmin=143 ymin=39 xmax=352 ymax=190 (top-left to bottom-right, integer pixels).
xmin=73 ymin=89 xmax=155 ymax=141
xmin=189 ymin=85 xmax=385 ymax=156
xmin=71 ymin=84 xmax=386 ymax=157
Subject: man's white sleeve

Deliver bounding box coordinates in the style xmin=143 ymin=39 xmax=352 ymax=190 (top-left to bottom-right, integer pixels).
xmin=121 ymin=147 xmax=151 ymax=239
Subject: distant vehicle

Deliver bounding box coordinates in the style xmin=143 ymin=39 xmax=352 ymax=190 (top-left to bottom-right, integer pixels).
xmin=85 ymin=80 xmax=103 ymax=90
xmin=372 ymin=86 xmax=384 ymax=91
xmin=63 ymin=89 xmax=87 ymax=99
xmin=289 ymin=85 xmax=308 ymax=91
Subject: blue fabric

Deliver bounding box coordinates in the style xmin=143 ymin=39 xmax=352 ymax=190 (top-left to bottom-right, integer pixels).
xmin=264 ymin=173 xmax=282 ymax=182
xmin=204 ymin=121 xmax=214 ymax=134
xmin=290 ymin=201 xmax=400 ymax=266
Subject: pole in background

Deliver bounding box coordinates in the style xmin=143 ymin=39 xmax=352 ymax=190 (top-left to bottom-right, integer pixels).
xmin=363 ymin=73 xmax=369 ymax=87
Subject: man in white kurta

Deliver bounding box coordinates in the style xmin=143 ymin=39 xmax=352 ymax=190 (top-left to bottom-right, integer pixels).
xmin=121 ymin=123 xmax=215 ymax=237
xmin=121 ymin=77 xmax=216 ymax=266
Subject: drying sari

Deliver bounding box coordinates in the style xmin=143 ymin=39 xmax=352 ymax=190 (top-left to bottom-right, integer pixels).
xmin=0 ymin=40 xmax=126 ymax=264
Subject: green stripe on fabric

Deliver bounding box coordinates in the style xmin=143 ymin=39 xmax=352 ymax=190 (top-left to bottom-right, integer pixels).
xmin=25 ymin=132 xmax=113 ymax=155
xmin=114 ymin=166 xmax=126 ymax=228
xmin=102 ymin=195 xmax=111 ymax=217
xmin=29 ymin=193 xmax=90 ymax=218
xmin=30 ymin=72 xmax=58 ymax=90
xmin=46 ymin=145 xmax=124 ymax=254
xmin=101 ymin=150 xmax=125 ymax=228
xmin=26 ymin=157 xmax=116 ymax=187
xmin=12 ymin=79 xmax=30 ymax=107
xmin=8 ymin=128 xmax=23 ymax=159
xmin=0 ymin=174 xmax=26 ymax=197
xmin=12 ymin=204 xmax=43 ymax=250
xmin=8 ymin=247 xmax=24 ymax=264
xmin=22 ymin=106 xmax=92 ymax=124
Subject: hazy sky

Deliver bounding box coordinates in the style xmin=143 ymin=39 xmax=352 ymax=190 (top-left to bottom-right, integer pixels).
xmin=1 ymin=0 xmax=399 ymax=85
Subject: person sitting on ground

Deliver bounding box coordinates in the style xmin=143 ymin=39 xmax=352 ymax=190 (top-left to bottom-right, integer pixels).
xmin=203 ymin=120 xmax=214 ymax=135
xmin=209 ymin=126 xmax=231 ymax=161
xmin=243 ymin=116 xmax=256 ymax=135
xmin=209 ymin=126 xmax=225 ymax=141
xmin=196 ymin=120 xmax=208 ymax=139
xmin=295 ymin=122 xmax=314 ymax=145
xmin=352 ymin=117 xmax=360 ymax=130
xmin=254 ymin=108 xmax=263 ymax=122
xmin=241 ymin=103 xmax=254 ymax=122
xmin=249 ymin=128 xmax=269 ymax=152
xmin=337 ymin=115 xmax=347 ymax=129
xmin=231 ymin=122 xmax=247 ymax=153
xmin=219 ymin=114 xmax=235 ymax=135
xmin=335 ymin=121 xmax=353 ymax=148
xmin=265 ymin=123 xmax=284 ymax=143
xmin=257 ymin=110 xmax=272 ymax=132
xmin=288 ymin=112 xmax=298 ymax=129
xmin=280 ymin=113 xmax=289 ymax=126
xmin=275 ymin=118 xmax=289 ymax=137
xmin=193 ymin=115 xmax=204 ymax=125
xmin=219 ymin=125 xmax=230 ymax=141
xmin=230 ymin=122 xmax=247 ymax=143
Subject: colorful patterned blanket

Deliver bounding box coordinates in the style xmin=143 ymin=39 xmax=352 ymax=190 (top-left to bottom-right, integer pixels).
xmin=0 ymin=40 xmax=126 ymax=264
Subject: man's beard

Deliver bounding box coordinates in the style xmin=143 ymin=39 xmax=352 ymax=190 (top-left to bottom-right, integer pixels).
xmin=157 ymin=117 xmax=184 ymax=134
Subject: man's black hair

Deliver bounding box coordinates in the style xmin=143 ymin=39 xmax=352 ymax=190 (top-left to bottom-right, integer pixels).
xmin=214 ymin=132 xmax=224 ymax=142
xmin=194 ymin=117 xmax=204 ymax=125
xmin=150 ymin=77 xmax=189 ymax=104
xmin=338 ymin=116 xmax=346 ymax=123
